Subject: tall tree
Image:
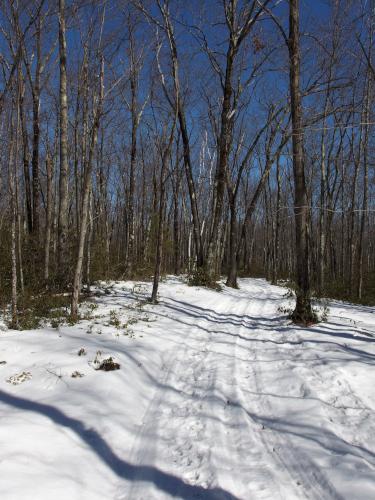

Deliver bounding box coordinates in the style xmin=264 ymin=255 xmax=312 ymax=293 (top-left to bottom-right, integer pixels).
xmin=288 ymin=0 xmax=314 ymax=323
xmin=71 ymin=56 xmax=104 ymax=320
xmin=206 ymin=0 xmax=272 ymax=274
xmin=57 ymin=0 xmax=69 ymax=284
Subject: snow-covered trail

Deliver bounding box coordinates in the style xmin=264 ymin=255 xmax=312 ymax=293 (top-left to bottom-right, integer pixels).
xmin=117 ymin=278 xmax=375 ymax=500
xmin=0 ymin=278 xmax=374 ymax=500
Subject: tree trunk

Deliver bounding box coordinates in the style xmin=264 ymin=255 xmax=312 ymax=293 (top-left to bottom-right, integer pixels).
xmin=57 ymin=0 xmax=69 ymax=285
xmin=9 ymin=110 xmax=18 ymax=329
xmin=158 ymin=5 xmax=204 ymax=269
xmin=85 ymin=190 xmax=93 ymax=293
xmin=272 ymin=155 xmax=281 ymax=284
xmin=71 ymin=57 xmax=104 ymax=320
xmin=357 ymin=71 xmax=371 ymax=298
xmin=127 ymin=87 xmax=138 ymax=277
xmin=289 ymin=0 xmax=314 ymax=324
xmin=208 ymin=39 xmax=236 ymax=275
xmin=178 ymin=107 xmax=204 ymax=268
xmin=150 ymin=168 xmax=166 ymax=303
xmin=226 ymin=194 xmax=238 ymax=288
xmin=44 ymin=152 xmax=53 ymax=281
xmin=31 ymin=21 xmax=42 ymax=240
xmin=348 ymin=157 xmax=359 ymax=295
xmin=18 ymin=68 xmax=33 ymax=233
xmin=151 ymin=122 xmax=175 ymax=303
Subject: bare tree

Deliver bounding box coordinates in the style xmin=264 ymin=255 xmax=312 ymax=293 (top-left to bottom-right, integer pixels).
xmin=288 ymin=0 xmax=314 ymax=323
xmin=57 ymin=0 xmax=69 ymax=284
xmin=150 ymin=115 xmax=177 ymax=303
xmin=71 ymin=56 xmax=104 ymax=320
xmin=205 ymin=0 xmax=273 ymax=275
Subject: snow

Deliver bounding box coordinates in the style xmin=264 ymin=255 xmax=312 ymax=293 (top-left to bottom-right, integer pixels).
xmin=0 ymin=277 xmax=374 ymax=500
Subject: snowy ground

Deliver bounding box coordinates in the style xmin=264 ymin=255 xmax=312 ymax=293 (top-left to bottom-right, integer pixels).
xmin=0 ymin=277 xmax=374 ymax=500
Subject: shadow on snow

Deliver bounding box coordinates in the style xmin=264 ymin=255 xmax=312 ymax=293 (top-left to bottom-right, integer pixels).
xmin=0 ymin=390 xmax=238 ymax=500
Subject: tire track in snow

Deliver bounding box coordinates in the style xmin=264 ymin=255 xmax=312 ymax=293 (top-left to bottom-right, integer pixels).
xmin=249 ymin=344 xmax=344 ymax=500
xmin=227 ymin=282 xmax=306 ymax=500
xmin=290 ymin=346 xmax=375 ymax=470
xmin=115 ymin=347 xmax=180 ymax=500
xmin=236 ymin=281 xmax=345 ymax=500
xmin=211 ymin=290 xmax=287 ymax=499
xmin=116 ymin=279 xmax=372 ymax=499
xmin=117 ymin=292 xmax=227 ymax=499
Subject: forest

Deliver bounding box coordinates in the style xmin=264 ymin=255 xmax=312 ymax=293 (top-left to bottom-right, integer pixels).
xmin=0 ymin=0 xmax=374 ymax=323
xmin=1 ymin=2 xmax=375 ymax=499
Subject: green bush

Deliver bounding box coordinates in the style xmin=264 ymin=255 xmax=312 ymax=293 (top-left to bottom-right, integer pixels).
xmin=9 ymin=292 xmax=72 ymax=330
xmin=187 ymin=267 xmax=222 ymax=291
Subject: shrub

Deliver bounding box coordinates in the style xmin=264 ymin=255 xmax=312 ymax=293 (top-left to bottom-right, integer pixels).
xmin=187 ymin=267 xmax=222 ymax=291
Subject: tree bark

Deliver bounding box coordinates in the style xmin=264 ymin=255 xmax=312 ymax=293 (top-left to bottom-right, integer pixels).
xmin=44 ymin=152 xmax=53 ymax=281
xmin=57 ymin=0 xmax=69 ymax=285
xmin=31 ymin=19 xmax=42 ymax=239
xmin=9 ymin=108 xmax=18 ymax=328
xmin=151 ymin=120 xmax=176 ymax=303
xmin=272 ymin=154 xmax=281 ymax=284
xmin=289 ymin=0 xmax=314 ymax=324
xmin=226 ymin=193 xmax=238 ymax=288
xmin=18 ymin=68 xmax=33 ymax=233
xmin=156 ymin=3 xmax=204 ymax=269
xmin=71 ymin=57 xmax=104 ymax=320
xmin=357 ymin=72 xmax=371 ymax=298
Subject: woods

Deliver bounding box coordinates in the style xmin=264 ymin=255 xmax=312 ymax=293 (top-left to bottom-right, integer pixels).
xmin=0 ymin=0 xmax=374 ymax=324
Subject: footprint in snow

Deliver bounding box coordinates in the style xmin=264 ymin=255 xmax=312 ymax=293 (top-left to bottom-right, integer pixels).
xmin=6 ymin=371 xmax=32 ymax=385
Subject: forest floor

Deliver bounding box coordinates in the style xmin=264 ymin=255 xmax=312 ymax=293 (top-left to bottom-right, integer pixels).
xmin=0 ymin=277 xmax=374 ymax=500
